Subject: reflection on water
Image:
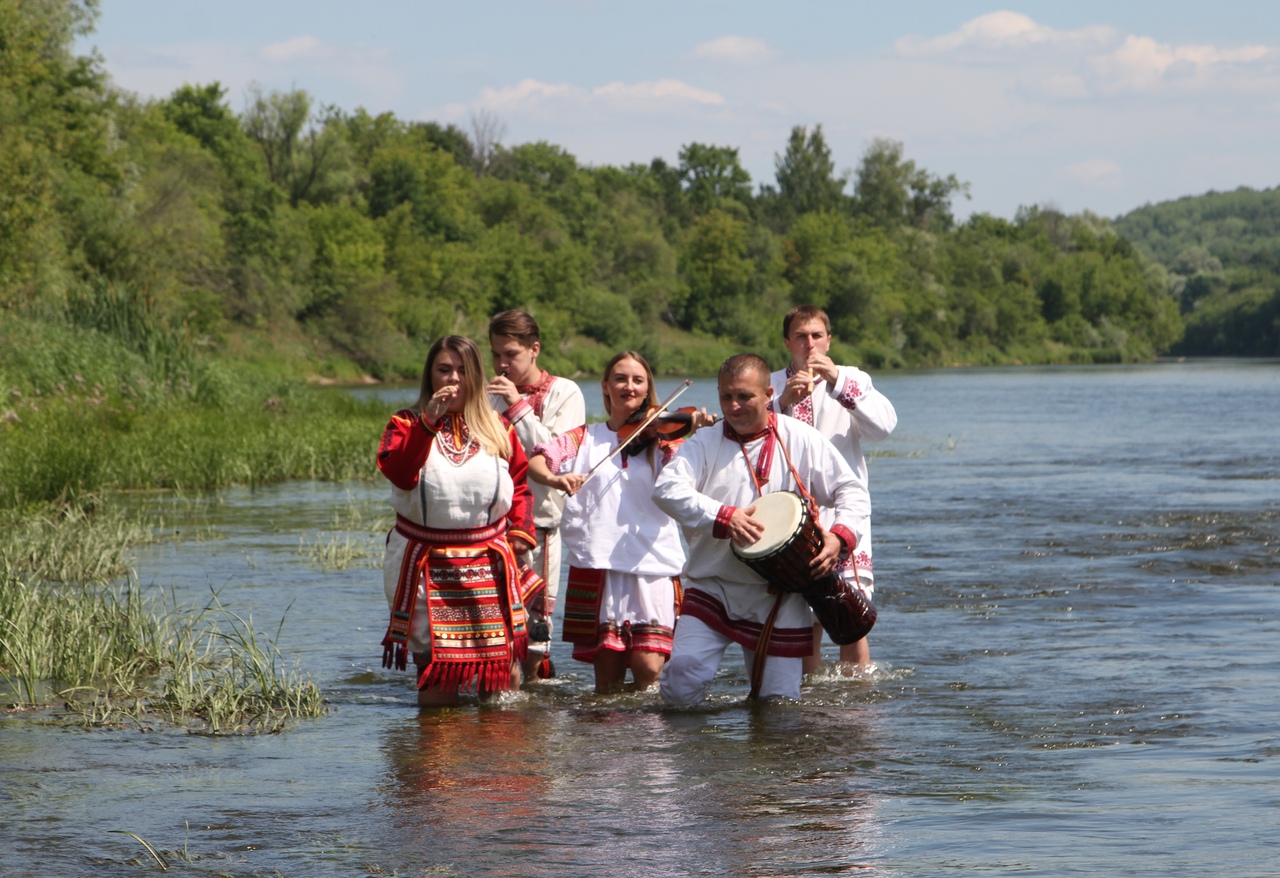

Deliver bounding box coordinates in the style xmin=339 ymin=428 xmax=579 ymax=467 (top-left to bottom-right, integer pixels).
xmin=2 ymin=361 xmax=1279 ymax=877
xmin=372 ymin=701 xmax=886 ymax=877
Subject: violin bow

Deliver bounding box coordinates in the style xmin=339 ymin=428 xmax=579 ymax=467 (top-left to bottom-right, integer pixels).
xmin=580 ymin=379 xmax=694 ymax=487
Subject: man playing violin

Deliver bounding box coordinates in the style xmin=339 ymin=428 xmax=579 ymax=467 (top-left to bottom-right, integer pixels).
xmin=771 ymin=305 xmax=897 ymax=670
xmin=653 ymin=353 xmax=869 ymax=703
xmin=487 ymin=309 xmax=587 ymax=679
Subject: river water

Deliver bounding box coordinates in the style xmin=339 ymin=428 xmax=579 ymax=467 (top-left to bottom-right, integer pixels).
xmin=2 ymin=361 xmax=1278 ymax=877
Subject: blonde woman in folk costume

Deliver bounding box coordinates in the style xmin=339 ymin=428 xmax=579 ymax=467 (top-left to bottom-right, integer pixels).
xmin=526 ymin=351 xmax=715 ymax=694
xmin=377 ymin=335 xmax=541 ymax=707
xmin=771 ymin=305 xmax=897 ymax=670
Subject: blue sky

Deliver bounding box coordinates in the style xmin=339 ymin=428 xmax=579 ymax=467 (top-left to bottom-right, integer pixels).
xmin=81 ymin=1 xmax=1280 ymax=220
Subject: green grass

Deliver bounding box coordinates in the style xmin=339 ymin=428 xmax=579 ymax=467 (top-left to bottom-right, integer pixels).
xmin=0 ymin=490 xmax=326 ymax=733
xmin=298 ymin=497 xmax=389 ymax=571
xmin=0 ymin=377 xmax=387 ymax=509
xmin=0 ymin=493 xmax=156 ymax=583
xmin=1 ymin=574 xmax=325 ymax=733
xmin=0 ymin=314 xmax=368 ymax=732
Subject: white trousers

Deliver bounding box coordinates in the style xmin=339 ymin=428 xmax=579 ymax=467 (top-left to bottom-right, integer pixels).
xmin=659 ymin=615 xmax=803 ymax=704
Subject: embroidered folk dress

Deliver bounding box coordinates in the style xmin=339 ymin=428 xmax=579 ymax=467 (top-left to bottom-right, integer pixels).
xmin=489 ymin=371 xmax=586 ymax=621
xmin=533 ymin=423 xmax=685 ymax=661
xmin=769 ymin=364 xmax=897 ymax=593
xmin=652 ymin=415 xmax=869 ymax=659
xmin=377 ymin=410 xmax=537 ymax=692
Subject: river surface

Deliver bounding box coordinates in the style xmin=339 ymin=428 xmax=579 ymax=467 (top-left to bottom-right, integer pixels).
xmin=2 ymin=361 xmax=1278 ymax=877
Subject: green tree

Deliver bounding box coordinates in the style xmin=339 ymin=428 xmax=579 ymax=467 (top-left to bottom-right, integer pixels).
xmin=774 ymin=125 xmax=847 ymax=219
xmin=242 ymin=85 xmax=356 ymax=207
xmin=677 ymin=209 xmax=754 ymax=337
xmin=677 ymin=143 xmax=752 ymax=214
xmin=162 ymin=83 xmax=284 ymax=322
xmin=853 ymin=138 xmax=968 ymax=231
xmin=0 ymin=0 xmax=116 ymax=306
xmin=366 ymin=143 xmax=475 ymax=241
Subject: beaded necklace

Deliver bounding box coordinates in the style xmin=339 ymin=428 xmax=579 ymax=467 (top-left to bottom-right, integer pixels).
xmin=436 ymin=414 xmax=479 ymax=466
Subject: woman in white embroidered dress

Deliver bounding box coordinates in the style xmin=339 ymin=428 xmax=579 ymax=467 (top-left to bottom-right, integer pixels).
xmin=377 ymin=335 xmax=538 ymax=707
xmin=526 ymin=351 xmax=714 ymax=694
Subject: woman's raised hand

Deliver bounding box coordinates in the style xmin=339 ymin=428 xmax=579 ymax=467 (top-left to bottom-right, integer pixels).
xmin=425 ymin=384 xmax=458 ymax=421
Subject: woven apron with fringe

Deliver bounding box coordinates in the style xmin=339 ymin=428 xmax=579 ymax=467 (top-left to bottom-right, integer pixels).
xmin=382 ymin=515 xmax=542 ymax=692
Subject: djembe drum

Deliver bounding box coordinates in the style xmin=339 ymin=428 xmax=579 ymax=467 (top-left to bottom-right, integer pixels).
xmin=731 ymin=491 xmax=876 ymax=645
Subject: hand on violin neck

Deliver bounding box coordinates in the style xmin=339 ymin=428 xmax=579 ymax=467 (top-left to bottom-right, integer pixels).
xmin=616 ymin=405 xmax=714 ymax=451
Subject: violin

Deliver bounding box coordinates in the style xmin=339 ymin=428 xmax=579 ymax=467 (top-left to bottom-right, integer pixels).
xmin=616 ymin=406 xmax=717 ymax=455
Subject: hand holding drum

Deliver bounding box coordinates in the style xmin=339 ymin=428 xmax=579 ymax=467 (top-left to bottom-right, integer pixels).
xmin=731 ymin=491 xmax=876 ymax=644
xmin=727 ymin=504 xmax=766 ymax=547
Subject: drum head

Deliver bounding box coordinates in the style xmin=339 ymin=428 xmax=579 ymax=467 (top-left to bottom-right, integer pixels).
xmin=735 ymin=492 xmax=804 ymax=559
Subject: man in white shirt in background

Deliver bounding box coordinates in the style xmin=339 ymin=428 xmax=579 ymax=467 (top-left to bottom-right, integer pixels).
xmin=771 ymin=305 xmax=897 ymax=669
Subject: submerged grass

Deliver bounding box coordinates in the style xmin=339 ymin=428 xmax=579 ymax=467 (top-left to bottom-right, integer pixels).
xmin=0 ymin=493 xmax=157 ymax=583
xmin=299 ymin=497 xmax=389 ymax=571
xmin=0 ymin=495 xmax=325 ymax=733
xmin=1 ymin=575 xmax=325 ymax=733
xmin=0 ymin=316 xmax=373 ymax=731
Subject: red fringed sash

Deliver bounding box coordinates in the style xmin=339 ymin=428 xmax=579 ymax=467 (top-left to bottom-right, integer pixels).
xmin=561 ymin=566 xmax=606 ymax=644
xmin=519 ymin=564 xmax=549 ymax=617
xmin=382 ymin=515 xmax=529 ymax=692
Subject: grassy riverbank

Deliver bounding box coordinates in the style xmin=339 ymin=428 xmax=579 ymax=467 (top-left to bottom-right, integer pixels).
xmin=2 ymin=317 xmax=388 ymax=510
xmin=0 ymin=316 xmax=379 ymax=731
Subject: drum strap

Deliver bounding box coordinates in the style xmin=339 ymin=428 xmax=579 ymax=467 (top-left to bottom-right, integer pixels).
xmin=749 ymin=593 xmax=784 ymax=700
xmin=774 ymin=434 xmax=822 ymax=522
xmin=734 ymin=419 xmax=821 ymax=521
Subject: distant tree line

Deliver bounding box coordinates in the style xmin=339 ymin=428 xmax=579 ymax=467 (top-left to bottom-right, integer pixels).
xmin=1115 ymin=187 xmax=1280 ymax=357
xmin=4 ymin=0 xmax=1192 ymax=380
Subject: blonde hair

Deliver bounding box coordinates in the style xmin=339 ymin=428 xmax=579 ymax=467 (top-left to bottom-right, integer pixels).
xmin=600 ymin=350 xmax=659 ymax=416
xmin=415 ymin=336 xmax=512 ymax=459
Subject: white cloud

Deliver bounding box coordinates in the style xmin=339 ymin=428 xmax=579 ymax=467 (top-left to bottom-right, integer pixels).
xmin=261 ymin=35 xmax=325 ymax=62
xmin=593 ymin=79 xmax=725 ymax=105
xmin=895 ymin=11 xmax=1112 ymax=56
xmin=893 ymin=12 xmax=1279 ymax=103
xmin=258 ymin=34 xmax=392 ymax=68
xmin=691 ymin=35 xmax=779 ymax=64
xmin=468 ymin=77 xmax=725 ymax=112
xmin=1062 ymin=158 xmax=1124 ymax=188
xmin=1090 ymin=35 xmax=1277 ymax=94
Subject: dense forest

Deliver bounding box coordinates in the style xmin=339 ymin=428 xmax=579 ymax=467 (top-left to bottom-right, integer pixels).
xmin=1115 ymin=187 xmax=1280 ymax=357
xmin=0 ymin=0 xmax=1206 ymax=390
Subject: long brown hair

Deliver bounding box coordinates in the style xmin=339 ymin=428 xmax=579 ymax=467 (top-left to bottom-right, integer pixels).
xmin=415 ymin=335 xmax=511 ymax=459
